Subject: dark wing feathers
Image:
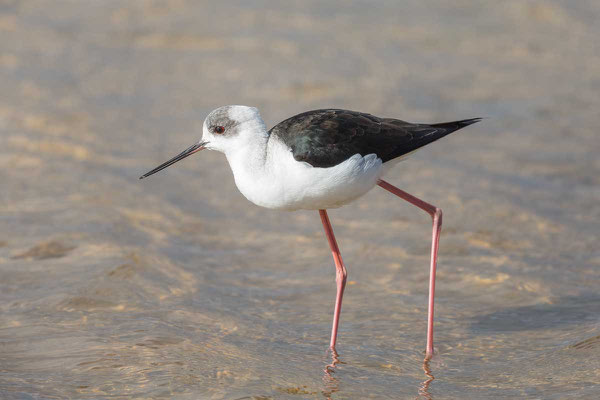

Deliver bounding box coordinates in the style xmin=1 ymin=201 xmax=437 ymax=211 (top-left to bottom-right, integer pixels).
xmin=268 ymin=109 xmax=481 ymax=168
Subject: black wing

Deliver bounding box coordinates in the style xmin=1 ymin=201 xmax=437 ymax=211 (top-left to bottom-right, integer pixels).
xmin=268 ymin=109 xmax=481 ymax=168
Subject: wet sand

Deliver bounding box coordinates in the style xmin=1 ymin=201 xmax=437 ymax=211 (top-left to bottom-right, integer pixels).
xmin=1 ymin=1 xmax=599 ymax=399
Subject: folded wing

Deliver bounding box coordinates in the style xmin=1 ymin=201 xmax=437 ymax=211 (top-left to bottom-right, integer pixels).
xmin=269 ymin=109 xmax=481 ymax=168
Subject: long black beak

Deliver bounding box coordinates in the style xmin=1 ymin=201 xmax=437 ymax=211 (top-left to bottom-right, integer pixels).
xmin=139 ymin=141 xmax=208 ymax=179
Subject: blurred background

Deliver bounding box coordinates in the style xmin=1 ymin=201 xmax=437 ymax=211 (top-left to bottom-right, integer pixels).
xmin=1 ymin=0 xmax=599 ymax=399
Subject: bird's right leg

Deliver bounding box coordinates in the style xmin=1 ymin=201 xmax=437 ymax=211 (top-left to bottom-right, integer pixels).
xmin=377 ymin=179 xmax=442 ymax=359
xmin=319 ymin=209 xmax=347 ymax=350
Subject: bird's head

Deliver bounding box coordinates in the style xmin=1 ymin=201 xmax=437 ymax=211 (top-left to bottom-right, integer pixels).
xmin=201 ymin=105 xmax=265 ymax=153
xmin=139 ymin=105 xmax=265 ymax=179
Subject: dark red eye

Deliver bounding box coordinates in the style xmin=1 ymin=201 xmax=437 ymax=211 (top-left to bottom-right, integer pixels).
xmin=214 ymin=126 xmax=225 ymax=134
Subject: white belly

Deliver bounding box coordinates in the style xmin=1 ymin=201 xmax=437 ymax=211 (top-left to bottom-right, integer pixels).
xmin=229 ymin=138 xmax=384 ymax=211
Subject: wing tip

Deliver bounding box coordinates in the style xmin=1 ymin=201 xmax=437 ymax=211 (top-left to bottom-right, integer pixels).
xmin=429 ymin=117 xmax=485 ymax=132
xmin=456 ymin=117 xmax=484 ymax=127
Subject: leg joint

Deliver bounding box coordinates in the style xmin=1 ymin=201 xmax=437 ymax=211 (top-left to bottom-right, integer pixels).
xmin=433 ymin=207 xmax=443 ymax=225
xmin=336 ymin=268 xmax=347 ymax=283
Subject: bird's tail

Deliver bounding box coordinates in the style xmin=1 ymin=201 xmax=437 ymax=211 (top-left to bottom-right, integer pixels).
xmin=428 ymin=118 xmax=483 ymax=132
xmin=381 ymin=117 xmax=483 ymax=163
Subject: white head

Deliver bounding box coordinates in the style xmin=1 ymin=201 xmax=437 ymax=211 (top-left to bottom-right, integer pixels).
xmin=201 ymin=105 xmax=267 ymax=154
xmin=139 ymin=105 xmax=266 ymax=179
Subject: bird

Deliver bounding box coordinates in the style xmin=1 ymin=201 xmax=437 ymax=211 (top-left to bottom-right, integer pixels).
xmin=140 ymin=105 xmax=481 ymax=358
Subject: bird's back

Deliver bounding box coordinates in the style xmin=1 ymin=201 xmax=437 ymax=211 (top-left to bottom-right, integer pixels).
xmin=269 ymin=109 xmax=481 ymax=168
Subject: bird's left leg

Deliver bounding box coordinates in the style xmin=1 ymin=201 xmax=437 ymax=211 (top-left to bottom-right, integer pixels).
xmin=319 ymin=209 xmax=347 ymax=350
xmin=377 ymin=179 xmax=442 ymax=359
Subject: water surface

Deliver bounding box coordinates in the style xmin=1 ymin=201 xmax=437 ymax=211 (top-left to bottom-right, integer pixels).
xmin=1 ymin=1 xmax=599 ymax=398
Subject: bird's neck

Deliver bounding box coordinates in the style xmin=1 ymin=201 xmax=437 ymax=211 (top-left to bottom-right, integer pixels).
xmin=224 ymin=121 xmax=270 ymax=187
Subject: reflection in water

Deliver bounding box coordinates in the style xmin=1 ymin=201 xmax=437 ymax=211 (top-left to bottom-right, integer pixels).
xmin=322 ymin=348 xmax=342 ymax=399
xmin=417 ymin=359 xmax=434 ymax=400
xmin=320 ymin=349 xmax=435 ymax=399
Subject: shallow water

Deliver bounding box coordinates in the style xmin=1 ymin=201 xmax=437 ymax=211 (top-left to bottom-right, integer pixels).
xmin=1 ymin=1 xmax=599 ymax=398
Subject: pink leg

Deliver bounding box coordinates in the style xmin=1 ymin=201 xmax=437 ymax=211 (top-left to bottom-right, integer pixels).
xmin=377 ymin=179 xmax=442 ymax=359
xmin=319 ymin=209 xmax=347 ymax=350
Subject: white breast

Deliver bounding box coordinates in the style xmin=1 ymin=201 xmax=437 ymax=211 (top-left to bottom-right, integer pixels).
xmin=228 ymin=136 xmax=384 ymax=211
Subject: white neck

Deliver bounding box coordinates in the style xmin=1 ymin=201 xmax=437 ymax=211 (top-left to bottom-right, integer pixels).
xmin=223 ymin=121 xmax=273 ymax=203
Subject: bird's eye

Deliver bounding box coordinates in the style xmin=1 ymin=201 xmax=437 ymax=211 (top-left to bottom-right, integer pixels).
xmin=214 ymin=126 xmax=225 ymax=134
